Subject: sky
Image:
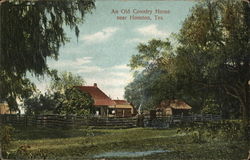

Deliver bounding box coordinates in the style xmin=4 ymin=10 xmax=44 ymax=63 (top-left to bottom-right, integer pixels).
xmin=32 ymin=0 xmax=197 ymax=100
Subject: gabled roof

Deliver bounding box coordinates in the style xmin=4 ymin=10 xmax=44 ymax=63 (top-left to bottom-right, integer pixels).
xmin=113 ymin=100 xmax=130 ymax=105
xmin=113 ymin=100 xmax=133 ymax=109
xmin=75 ymin=84 xmax=115 ymax=106
xmin=157 ymin=100 xmax=192 ymax=110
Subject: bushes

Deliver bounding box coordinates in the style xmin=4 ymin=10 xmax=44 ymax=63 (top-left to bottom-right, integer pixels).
xmin=178 ymin=120 xmax=248 ymax=143
xmin=0 ymin=125 xmax=15 ymax=158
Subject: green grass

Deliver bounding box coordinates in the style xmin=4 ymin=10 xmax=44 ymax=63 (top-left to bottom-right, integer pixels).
xmin=6 ymin=126 xmax=250 ymax=159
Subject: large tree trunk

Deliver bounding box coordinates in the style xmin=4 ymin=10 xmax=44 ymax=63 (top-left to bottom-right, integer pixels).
xmin=224 ymin=80 xmax=249 ymax=122
xmin=239 ymin=81 xmax=250 ymax=140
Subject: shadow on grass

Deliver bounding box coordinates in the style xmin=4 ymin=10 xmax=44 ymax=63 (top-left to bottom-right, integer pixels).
xmin=13 ymin=126 xmax=106 ymax=140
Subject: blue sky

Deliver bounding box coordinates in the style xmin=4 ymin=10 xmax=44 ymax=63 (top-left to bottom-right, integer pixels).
xmin=33 ymin=0 xmax=196 ymax=99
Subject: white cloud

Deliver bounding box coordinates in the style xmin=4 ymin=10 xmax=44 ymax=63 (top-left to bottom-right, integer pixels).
xmin=110 ymin=72 xmax=131 ymax=79
xmin=84 ymin=71 xmax=133 ymax=99
xmin=85 ymin=77 xmax=128 ymax=88
xmin=76 ymin=66 xmax=104 ymax=73
xmin=60 ymin=47 xmax=83 ymax=55
xmin=106 ymin=88 xmax=125 ymax=100
xmin=49 ymin=57 xmax=93 ymax=68
xmin=49 ymin=60 xmax=73 ymax=68
xmin=75 ymin=57 xmax=92 ymax=65
xmin=48 ymin=56 xmax=104 ymax=74
xmin=125 ymin=25 xmax=169 ymax=45
xmin=137 ymin=24 xmax=169 ymax=38
xmin=81 ymin=27 xmax=119 ymax=44
xmin=111 ymin=64 xmax=130 ymax=70
xmin=125 ymin=38 xmax=147 ymax=44
xmin=49 ymin=60 xmax=134 ymax=99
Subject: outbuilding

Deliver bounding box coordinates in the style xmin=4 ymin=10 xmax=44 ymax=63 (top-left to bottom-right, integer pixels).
xmin=156 ymin=100 xmax=192 ymax=116
xmin=112 ymin=100 xmax=135 ymax=117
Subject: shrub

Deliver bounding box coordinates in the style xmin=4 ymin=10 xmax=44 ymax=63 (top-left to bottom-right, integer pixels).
xmin=178 ymin=120 xmax=247 ymax=143
xmin=201 ymin=99 xmax=221 ymax=115
xmin=0 ymin=125 xmax=15 ymax=158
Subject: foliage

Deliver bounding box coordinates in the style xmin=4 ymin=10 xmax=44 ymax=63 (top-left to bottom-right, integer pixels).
xmin=201 ymin=99 xmax=221 ymax=115
xmin=178 ymin=120 xmax=248 ymax=143
xmin=0 ymin=73 xmax=36 ymax=112
xmin=56 ymin=87 xmax=94 ymax=115
xmin=49 ymin=71 xmax=93 ymax=115
xmin=175 ymin=0 xmax=250 ymax=120
xmin=23 ymin=71 xmax=93 ymax=115
xmin=125 ymin=39 xmax=177 ymax=110
xmin=49 ymin=71 xmax=85 ymax=94
xmin=0 ymin=0 xmax=95 ymax=111
xmin=15 ymin=145 xmax=47 ymax=160
xmin=126 ymin=0 xmax=250 ymax=122
xmin=0 ymin=0 xmax=95 ymax=76
xmin=0 ymin=125 xmax=14 ymax=158
xmin=24 ymin=93 xmax=57 ymax=115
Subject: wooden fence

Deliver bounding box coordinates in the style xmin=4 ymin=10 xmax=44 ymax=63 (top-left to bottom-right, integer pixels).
xmin=0 ymin=114 xmax=222 ymax=129
xmin=0 ymin=114 xmax=138 ymax=128
xmin=144 ymin=114 xmax=222 ymax=128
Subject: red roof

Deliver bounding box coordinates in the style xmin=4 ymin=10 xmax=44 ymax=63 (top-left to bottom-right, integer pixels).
xmin=113 ymin=100 xmax=130 ymax=105
xmin=75 ymin=84 xmax=116 ymax=106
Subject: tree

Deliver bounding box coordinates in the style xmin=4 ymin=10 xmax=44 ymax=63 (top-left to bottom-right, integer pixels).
xmin=50 ymin=71 xmax=93 ymax=115
xmin=24 ymin=93 xmax=56 ymax=115
xmin=125 ymin=38 xmax=212 ymax=113
xmin=176 ymin=0 xmax=250 ymax=121
xmin=0 ymin=72 xmax=36 ymax=112
xmin=50 ymin=71 xmax=85 ymax=94
xmin=58 ymin=87 xmax=93 ymax=115
xmin=201 ymin=99 xmax=221 ymax=115
xmin=0 ymin=0 xmax=95 ymax=76
xmin=125 ymin=39 xmax=177 ymax=110
xmin=49 ymin=71 xmax=93 ymax=115
xmin=0 ymin=0 xmax=95 ymax=111
xmin=23 ymin=71 xmax=93 ymax=115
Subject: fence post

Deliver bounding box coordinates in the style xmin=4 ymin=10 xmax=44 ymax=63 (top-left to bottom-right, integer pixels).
xmin=136 ymin=114 xmax=144 ymax=127
xmin=25 ymin=114 xmax=28 ymax=127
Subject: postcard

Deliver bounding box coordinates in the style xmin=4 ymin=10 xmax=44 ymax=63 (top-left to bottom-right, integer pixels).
xmin=0 ymin=0 xmax=249 ymax=159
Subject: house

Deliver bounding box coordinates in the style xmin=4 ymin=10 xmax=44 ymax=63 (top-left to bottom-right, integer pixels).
xmin=76 ymin=83 xmax=137 ymax=117
xmin=112 ymin=100 xmax=135 ymax=117
xmin=156 ymin=99 xmax=192 ymax=116
xmin=0 ymin=102 xmax=15 ymax=114
xmin=76 ymin=83 xmax=116 ymax=116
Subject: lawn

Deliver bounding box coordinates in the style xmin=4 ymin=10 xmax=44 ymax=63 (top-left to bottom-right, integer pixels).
xmin=6 ymin=126 xmax=250 ymax=159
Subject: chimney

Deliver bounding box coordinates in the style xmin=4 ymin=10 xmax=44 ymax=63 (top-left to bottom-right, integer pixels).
xmin=94 ymin=83 xmax=97 ymax=87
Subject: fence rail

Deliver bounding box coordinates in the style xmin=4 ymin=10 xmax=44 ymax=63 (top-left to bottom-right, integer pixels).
xmin=144 ymin=114 xmax=222 ymax=127
xmin=0 ymin=114 xmax=223 ymax=128
xmin=0 ymin=114 xmax=138 ymax=128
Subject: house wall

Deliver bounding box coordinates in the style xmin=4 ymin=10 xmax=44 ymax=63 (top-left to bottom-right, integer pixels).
xmin=157 ymin=108 xmax=190 ymax=116
xmin=164 ymin=108 xmax=172 ymax=115
xmin=115 ymin=108 xmax=132 ymax=117
xmin=172 ymin=109 xmax=190 ymax=116
xmin=94 ymin=105 xmax=133 ymax=117
xmin=115 ymin=104 xmax=134 ymax=113
xmin=0 ymin=103 xmax=11 ymax=114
